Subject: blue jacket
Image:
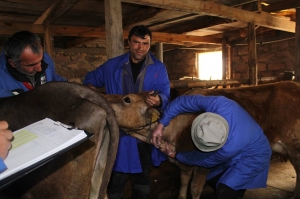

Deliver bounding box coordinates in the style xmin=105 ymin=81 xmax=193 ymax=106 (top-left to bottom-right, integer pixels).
xmin=159 ymin=95 xmax=272 ymax=190
xmin=0 ymin=51 xmax=66 ymax=98
xmin=84 ymin=52 xmax=170 ymax=173
xmin=0 ymin=158 xmax=7 ymax=173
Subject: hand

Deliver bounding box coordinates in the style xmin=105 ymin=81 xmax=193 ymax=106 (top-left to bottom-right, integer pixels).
xmin=0 ymin=121 xmax=13 ymax=160
xmin=159 ymin=142 xmax=176 ymax=159
xmin=145 ymin=91 xmax=161 ymax=107
xmin=68 ymin=78 xmax=82 ymax=84
xmin=150 ymin=123 xmax=164 ymax=148
xmin=86 ymin=84 xmax=98 ymax=91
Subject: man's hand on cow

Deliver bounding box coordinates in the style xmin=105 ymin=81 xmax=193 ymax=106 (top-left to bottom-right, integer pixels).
xmin=145 ymin=91 xmax=161 ymax=107
xmin=0 ymin=121 xmax=13 ymax=160
xmin=85 ymin=84 xmax=98 ymax=91
xmin=150 ymin=123 xmax=164 ymax=148
xmin=159 ymin=142 xmax=176 ymax=159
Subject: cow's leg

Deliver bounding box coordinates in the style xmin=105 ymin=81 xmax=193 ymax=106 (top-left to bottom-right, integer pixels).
xmin=190 ymin=167 xmax=209 ymax=199
xmin=283 ymin=120 xmax=300 ymax=199
xmin=173 ymin=161 xmax=194 ymax=199
xmin=289 ymin=151 xmax=300 ymax=199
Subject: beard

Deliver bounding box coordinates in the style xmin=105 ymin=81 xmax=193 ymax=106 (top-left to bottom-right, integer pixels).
xmin=16 ymin=65 xmax=36 ymax=76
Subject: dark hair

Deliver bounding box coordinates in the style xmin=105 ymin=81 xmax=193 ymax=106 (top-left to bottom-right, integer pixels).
xmin=3 ymin=30 xmax=42 ymax=63
xmin=128 ymin=25 xmax=152 ymax=41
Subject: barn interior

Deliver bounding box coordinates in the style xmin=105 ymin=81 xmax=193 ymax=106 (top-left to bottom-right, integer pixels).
xmin=0 ymin=0 xmax=299 ymax=198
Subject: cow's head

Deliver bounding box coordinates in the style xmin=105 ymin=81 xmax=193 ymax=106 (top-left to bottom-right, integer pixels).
xmin=103 ymin=93 xmax=161 ymax=134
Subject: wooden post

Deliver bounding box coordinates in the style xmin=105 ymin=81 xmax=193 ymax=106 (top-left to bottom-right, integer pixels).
xmin=248 ymin=22 xmax=258 ymax=85
xmin=44 ymin=21 xmax=53 ymax=58
xmin=222 ymin=38 xmax=227 ymax=80
xmin=155 ymin=42 xmax=163 ymax=62
xmin=295 ymin=8 xmax=300 ymax=82
xmin=104 ymin=0 xmax=124 ymax=59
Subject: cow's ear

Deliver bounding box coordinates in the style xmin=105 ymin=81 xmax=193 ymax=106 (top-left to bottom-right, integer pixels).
xmin=146 ymin=108 xmax=161 ymax=122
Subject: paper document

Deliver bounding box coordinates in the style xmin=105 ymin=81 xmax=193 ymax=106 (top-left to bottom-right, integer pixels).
xmin=0 ymin=118 xmax=89 ymax=181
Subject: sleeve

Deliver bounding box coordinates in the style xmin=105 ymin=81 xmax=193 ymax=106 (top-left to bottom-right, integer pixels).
xmin=176 ymin=148 xmax=237 ymax=169
xmin=159 ymin=95 xmax=218 ymax=126
xmin=156 ymin=63 xmax=170 ymax=110
xmin=0 ymin=90 xmax=13 ymax=98
xmin=0 ymin=158 xmax=7 ymax=173
xmin=83 ymin=64 xmax=106 ymax=88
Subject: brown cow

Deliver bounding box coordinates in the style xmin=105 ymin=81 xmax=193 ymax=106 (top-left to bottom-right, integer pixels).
xmin=0 ymin=82 xmax=120 ymax=199
xmin=119 ymin=81 xmax=300 ymax=199
xmin=0 ymin=82 xmax=161 ymax=199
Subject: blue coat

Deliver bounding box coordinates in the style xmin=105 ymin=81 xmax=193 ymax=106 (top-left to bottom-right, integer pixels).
xmin=0 ymin=158 xmax=7 ymax=173
xmin=84 ymin=52 xmax=170 ymax=173
xmin=0 ymin=51 xmax=66 ymax=98
xmin=159 ymin=95 xmax=272 ymax=190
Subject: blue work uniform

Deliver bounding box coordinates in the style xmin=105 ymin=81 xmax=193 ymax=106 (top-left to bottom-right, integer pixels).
xmin=159 ymin=95 xmax=272 ymax=190
xmin=0 ymin=51 xmax=66 ymax=98
xmin=84 ymin=52 xmax=170 ymax=173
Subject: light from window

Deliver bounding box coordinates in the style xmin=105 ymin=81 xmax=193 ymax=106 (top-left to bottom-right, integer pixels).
xmin=197 ymin=51 xmax=222 ymax=80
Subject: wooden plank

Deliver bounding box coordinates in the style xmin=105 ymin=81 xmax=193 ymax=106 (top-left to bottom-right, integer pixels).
xmin=0 ymin=21 xmax=221 ymax=45
xmin=50 ymin=0 xmax=79 ymax=22
xmin=0 ymin=21 xmax=44 ymax=35
xmin=104 ymin=0 xmax=124 ymax=58
xmin=44 ymin=21 xmax=53 ymax=57
xmin=170 ymin=79 xmax=250 ymax=89
xmin=263 ymin=0 xmax=300 ymax=12
xmin=248 ymin=22 xmax=257 ymax=85
xmin=155 ymin=42 xmax=163 ymax=62
xmin=295 ymin=8 xmax=300 ymax=82
xmin=150 ymin=32 xmax=222 ymax=44
xmin=121 ymin=0 xmax=295 ymax=33
xmin=222 ymin=38 xmax=227 ymax=80
xmin=34 ymin=1 xmax=60 ymax=24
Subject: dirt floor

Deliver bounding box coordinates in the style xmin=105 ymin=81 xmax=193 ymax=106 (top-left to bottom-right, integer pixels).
xmin=200 ymin=159 xmax=296 ymax=199
xmin=124 ymin=158 xmax=296 ymax=199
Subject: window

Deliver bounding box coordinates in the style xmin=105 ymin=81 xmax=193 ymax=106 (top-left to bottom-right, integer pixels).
xmin=197 ymin=51 xmax=222 ymax=80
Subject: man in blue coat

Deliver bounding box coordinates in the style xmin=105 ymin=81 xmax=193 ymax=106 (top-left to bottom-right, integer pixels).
xmin=84 ymin=25 xmax=170 ymax=199
xmin=0 ymin=30 xmax=66 ymax=98
xmin=0 ymin=121 xmax=13 ymax=173
xmin=151 ymin=95 xmax=272 ymax=199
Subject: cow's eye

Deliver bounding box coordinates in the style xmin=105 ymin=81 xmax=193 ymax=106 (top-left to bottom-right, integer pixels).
xmin=123 ymin=97 xmax=131 ymax=103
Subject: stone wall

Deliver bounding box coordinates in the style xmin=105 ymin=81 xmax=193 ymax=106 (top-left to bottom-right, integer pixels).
xmin=53 ymin=47 xmax=107 ymax=83
xmin=231 ymin=38 xmax=295 ymax=79
xmin=163 ymin=49 xmax=198 ymax=80
xmin=1 ymin=38 xmax=296 ymax=83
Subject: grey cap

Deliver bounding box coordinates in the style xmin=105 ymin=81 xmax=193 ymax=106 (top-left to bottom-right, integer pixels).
xmin=191 ymin=112 xmax=229 ymax=152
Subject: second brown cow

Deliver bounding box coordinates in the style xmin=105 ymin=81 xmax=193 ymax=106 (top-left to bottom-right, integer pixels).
xmin=123 ymin=81 xmax=300 ymax=199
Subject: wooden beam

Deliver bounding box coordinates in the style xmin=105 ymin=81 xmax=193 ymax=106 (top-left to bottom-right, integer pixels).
xmin=155 ymin=42 xmax=163 ymax=62
xmin=121 ymin=0 xmax=295 ymax=33
xmin=263 ymin=0 xmax=300 ymax=13
xmin=34 ymin=1 xmax=60 ymax=24
xmin=49 ymin=0 xmax=79 ymax=22
xmin=295 ymin=8 xmax=300 ymax=82
xmin=0 ymin=22 xmax=221 ymax=45
xmin=170 ymin=79 xmax=250 ymax=89
xmin=248 ymin=22 xmax=258 ymax=85
xmin=150 ymin=32 xmax=222 ymax=44
xmin=123 ymin=7 xmax=161 ymax=29
xmin=44 ymin=21 xmax=54 ymax=57
xmin=104 ymin=0 xmax=124 ymax=58
xmin=222 ymin=38 xmax=227 ymax=80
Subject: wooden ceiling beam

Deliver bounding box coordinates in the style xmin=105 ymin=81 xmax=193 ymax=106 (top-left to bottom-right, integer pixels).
xmin=122 ymin=7 xmax=162 ymax=29
xmin=263 ymin=0 xmax=300 ymax=13
xmin=0 ymin=22 xmax=221 ymax=45
xmin=121 ymin=0 xmax=295 ymax=33
xmin=34 ymin=0 xmax=60 ymax=24
xmin=49 ymin=0 xmax=79 ymax=22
